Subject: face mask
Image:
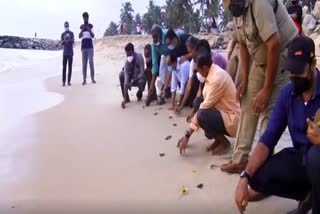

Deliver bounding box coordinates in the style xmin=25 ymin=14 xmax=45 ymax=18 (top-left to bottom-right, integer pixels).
xmin=127 ymin=56 xmax=134 ymax=63
xmin=65 ymin=27 xmax=69 ymax=32
xmin=291 ymin=67 xmax=313 ymax=95
xmin=228 ymin=0 xmax=246 ymax=17
xmin=154 ymin=41 xmax=160 ymax=46
xmin=196 ymin=72 xmax=206 ymax=83
xmin=167 ymin=66 xmax=173 ymax=72
xmin=168 ymin=44 xmax=175 ymax=50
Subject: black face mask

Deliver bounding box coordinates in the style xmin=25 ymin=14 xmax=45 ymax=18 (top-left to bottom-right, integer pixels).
xmin=228 ymin=0 xmax=246 ymax=17
xmin=291 ymin=65 xmax=313 ymax=96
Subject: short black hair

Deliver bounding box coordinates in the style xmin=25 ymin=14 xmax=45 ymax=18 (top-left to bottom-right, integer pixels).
xmin=195 ymin=53 xmax=212 ymax=68
xmin=125 ymin=43 xmax=134 ymax=52
xmin=196 ymin=39 xmax=211 ymax=54
xmin=82 ymin=12 xmax=89 ymax=17
xmin=186 ymin=36 xmax=200 ymax=50
xmin=167 ymin=52 xmax=178 ymax=64
xmin=165 ymin=29 xmax=178 ymax=41
xmin=144 ymin=44 xmax=151 ymax=52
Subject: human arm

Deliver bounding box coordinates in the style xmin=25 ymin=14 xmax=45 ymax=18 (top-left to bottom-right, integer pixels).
xmin=235 ymin=89 xmax=288 ymax=213
xmin=237 ymin=43 xmax=251 ymax=101
xmin=227 ymin=39 xmax=237 ymax=61
xmin=307 ymin=119 xmax=320 ymax=145
xmin=252 ymin=0 xmax=281 ymax=113
xmin=176 ymin=79 xmax=192 ymax=114
xmin=89 ymin=25 xmax=95 ymax=38
xmin=170 ymin=72 xmax=178 ymax=109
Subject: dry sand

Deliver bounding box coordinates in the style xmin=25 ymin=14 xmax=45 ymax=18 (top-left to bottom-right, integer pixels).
xmin=0 ymin=36 xmax=297 ymax=214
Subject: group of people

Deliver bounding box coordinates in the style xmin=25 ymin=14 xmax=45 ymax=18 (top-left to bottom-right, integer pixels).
xmin=119 ymin=0 xmax=320 ymax=213
xmin=61 ymin=12 xmax=96 ymax=87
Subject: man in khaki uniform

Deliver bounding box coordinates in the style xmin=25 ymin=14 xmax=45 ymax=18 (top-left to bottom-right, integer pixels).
xmin=226 ymin=22 xmax=242 ymax=88
xmin=221 ymin=0 xmax=298 ymax=173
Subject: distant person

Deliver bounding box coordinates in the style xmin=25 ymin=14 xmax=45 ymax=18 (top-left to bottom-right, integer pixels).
xmin=210 ymin=17 xmax=218 ymax=34
xmin=119 ymin=43 xmax=146 ymax=109
xmin=79 ymin=12 xmax=96 ymax=85
xmin=144 ymin=44 xmax=157 ymax=102
xmin=166 ymin=53 xmax=190 ymax=111
xmin=61 ymin=21 xmax=74 ymax=87
xmin=34 ymin=32 xmax=37 ymax=38
xmin=288 ymin=0 xmax=303 ymax=35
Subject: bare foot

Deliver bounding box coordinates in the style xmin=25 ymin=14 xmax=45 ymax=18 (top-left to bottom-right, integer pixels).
xmin=121 ymin=100 xmax=127 ymax=109
xmin=211 ymin=136 xmax=231 ymax=156
xmin=206 ymin=139 xmax=220 ymax=152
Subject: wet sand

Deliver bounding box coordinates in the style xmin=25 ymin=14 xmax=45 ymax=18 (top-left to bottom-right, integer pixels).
xmin=0 ymin=37 xmax=297 ymax=213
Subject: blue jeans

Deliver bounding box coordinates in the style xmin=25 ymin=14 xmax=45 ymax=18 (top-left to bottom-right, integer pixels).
xmin=82 ymin=48 xmax=95 ymax=81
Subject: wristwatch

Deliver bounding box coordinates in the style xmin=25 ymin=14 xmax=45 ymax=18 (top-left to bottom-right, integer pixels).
xmin=240 ymin=171 xmax=251 ymax=181
xmin=184 ymin=130 xmax=191 ymax=139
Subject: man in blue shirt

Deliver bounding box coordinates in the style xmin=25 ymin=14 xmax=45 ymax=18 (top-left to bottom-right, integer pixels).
xmin=61 ymin=21 xmax=74 ymax=87
xmin=234 ymin=36 xmax=320 ymax=214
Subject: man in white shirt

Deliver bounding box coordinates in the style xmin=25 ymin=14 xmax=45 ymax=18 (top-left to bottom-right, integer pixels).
xmin=166 ymin=53 xmax=190 ymax=111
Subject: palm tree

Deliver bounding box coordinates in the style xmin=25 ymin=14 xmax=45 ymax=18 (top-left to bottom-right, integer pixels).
xmin=120 ymin=2 xmax=134 ymax=34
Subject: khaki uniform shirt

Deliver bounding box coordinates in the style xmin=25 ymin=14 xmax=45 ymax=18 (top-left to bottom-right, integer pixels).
xmin=234 ymin=0 xmax=298 ymax=66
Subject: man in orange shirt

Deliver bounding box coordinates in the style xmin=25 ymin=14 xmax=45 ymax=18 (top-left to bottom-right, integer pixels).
xmin=177 ymin=53 xmax=240 ymax=155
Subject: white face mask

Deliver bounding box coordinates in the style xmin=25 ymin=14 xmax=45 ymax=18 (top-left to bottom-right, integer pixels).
xmin=127 ymin=56 xmax=134 ymax=63
xmin=65 ymin=27 xmax=69 ymax=32
xmin=155 ymin=41 xmax=160 ymax=46
xmin=196 ymin=72 xmax=206 ymax=83
xmin=168 ymin=44 xmax=175 ymax=50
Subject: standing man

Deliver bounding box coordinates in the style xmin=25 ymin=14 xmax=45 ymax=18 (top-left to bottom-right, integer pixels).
xmin=79 ymin=12 xmax=96 ymax=86
xmin=61 ymin=21 xmax=74 ymax=87
xmin=221 ymin=0 xmax=298 ymax=173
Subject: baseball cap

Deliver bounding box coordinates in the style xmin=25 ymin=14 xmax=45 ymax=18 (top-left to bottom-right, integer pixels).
xmin=285 ymin=36 xmax=315 ymax=75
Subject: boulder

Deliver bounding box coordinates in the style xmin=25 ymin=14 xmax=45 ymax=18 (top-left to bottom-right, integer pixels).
xmin=302 ymin=14 xmax=317 ymax=36
xmin=313 ymin=1 xmax=320 ymax=20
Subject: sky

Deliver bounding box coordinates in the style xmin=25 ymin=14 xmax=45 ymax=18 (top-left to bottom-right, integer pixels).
xmin=1 ymin=0 xmax=166 ymax=39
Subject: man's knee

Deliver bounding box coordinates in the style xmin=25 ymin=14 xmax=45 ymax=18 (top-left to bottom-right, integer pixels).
xmin=308 ymin=145 xmax=320 ymax=170
xmin=197 ymin=109 xmax=209 ymax=125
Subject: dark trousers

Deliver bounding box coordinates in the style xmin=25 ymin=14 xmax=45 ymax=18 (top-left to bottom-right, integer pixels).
xmin=62 ymin=56 xmax=73 ymax=84
xmin=145 ymin=68 xmax=157 ymax=99
xmin=249 ymin=146 xmax=320 ymax=213
xmin=193 ymin=97 xmax=228 ymax=139
xmin=119 ymin=71 xmax=146 ymax=101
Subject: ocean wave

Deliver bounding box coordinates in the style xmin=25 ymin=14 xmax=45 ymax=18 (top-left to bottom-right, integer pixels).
xmin=0 ymin=48 xmax=62 ymax=73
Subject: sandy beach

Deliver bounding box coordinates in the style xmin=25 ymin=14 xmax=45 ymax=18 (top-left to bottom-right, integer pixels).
xmin=0 ymin=36 xmax=297 ymax=213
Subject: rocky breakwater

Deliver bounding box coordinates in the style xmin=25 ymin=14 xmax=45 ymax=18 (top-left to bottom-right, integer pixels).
xmin=0 ymin=36 xmax=62 ymax=50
